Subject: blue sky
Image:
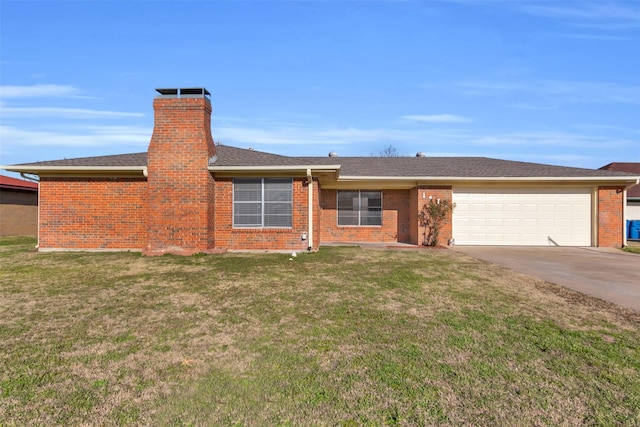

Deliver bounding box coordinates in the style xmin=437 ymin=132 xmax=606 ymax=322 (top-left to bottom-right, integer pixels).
xmin=1 ymin=0 xmax=639 ymax=176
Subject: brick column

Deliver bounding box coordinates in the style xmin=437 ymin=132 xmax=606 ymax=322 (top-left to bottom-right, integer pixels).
xmin=598 ymin=186 xmax=624 ymax=248
xmin=411 ymin=186 xmax=453 ymax=246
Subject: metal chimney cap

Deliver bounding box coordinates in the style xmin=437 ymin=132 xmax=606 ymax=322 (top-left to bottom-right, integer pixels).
xmin=328 ymin=151 xmax=338 ymax=157
xmin=155 ymin=88 xmax=211 ymax=98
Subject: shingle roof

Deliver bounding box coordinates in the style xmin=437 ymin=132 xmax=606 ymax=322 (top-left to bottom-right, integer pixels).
xmin=212 ymin=146 xmax=302 ymax=166
xmin=600 ymin=163 xmax=640 ymax=197
xmin=12 ymin=152 xmax=148 ymax=167
xmin=6 ymin=145 xmax=639 ymax=180
xmin=212 ymin=146 xmax=636 ymax=179
xmin=291 ymin=156 xmax=633 ymax=178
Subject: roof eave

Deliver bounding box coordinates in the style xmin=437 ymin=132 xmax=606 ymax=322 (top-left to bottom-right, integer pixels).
xmin=0 ymin=165 xmax=148 ymax=177
xmin=0 ymin=185 xmax=38 ymax=191
xmin=337 ymin=175 xmax=640 ymax=184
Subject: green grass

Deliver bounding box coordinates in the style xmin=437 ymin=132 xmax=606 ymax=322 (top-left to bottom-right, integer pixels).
xmin=0 ymin=237 xmax=638 ymax=426
xmin=623 ymin=245 xmax=640 ymax=254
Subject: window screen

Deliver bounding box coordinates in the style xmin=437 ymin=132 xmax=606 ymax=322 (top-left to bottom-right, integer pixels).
xmin=234 ymin=178 xmax=292 ymax=228
xmin=337 ymin=190 xmax=382 ymax=226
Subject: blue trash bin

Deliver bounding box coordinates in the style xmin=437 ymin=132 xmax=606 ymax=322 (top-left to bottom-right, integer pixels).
xmin=630 ymin=220 xmax=640 ymax=240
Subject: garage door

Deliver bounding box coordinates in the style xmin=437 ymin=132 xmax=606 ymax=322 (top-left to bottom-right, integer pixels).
xmin=453 ymin=187 xmax=592 ymax=246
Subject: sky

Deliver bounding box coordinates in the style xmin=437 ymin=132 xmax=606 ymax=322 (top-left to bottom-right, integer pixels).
xmin=1 ymin=0 xmax=639 ymax=178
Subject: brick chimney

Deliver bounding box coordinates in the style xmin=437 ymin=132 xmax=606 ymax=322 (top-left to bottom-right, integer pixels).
xmin=145 ymin=88 xmax=216 ymax=255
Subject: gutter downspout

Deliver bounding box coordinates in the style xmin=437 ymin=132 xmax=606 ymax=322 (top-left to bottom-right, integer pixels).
xmin=623 ymin=187 xmax=627 ymax=247
xmin=307 ymin=168 xmax=313 ymax=251
xmin=592 ymin=186 xmax=598 ymax=247
xmin=623 ymin=179 xmax=639 ymax=247
xmin=20 ymin=172 xmax=41 ymax=250
xmin=36 ymin=178 xmax=41 ymax=251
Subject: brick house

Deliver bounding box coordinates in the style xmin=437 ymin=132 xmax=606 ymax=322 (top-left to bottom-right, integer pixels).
xmin=2 ymin=87 xmax=639 ymax=254
xmin=0 ymin=175 xmax=38 ymax=237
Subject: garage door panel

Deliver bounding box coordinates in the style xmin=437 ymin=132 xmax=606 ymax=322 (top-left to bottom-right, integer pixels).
xmin=453 ymin=187 xmax=591 ymax=246
xmin=456 ymin=218 xmax=470 ymax=227
xmin=471 ymin=204 xmax=487 ymax=212
xmin=504 ymin=218 xmax=520 ymax=227
xmin=469 ymin=218 xmax=485 ymax=227
xmin=574 ymin=218 xmax=590 ymax=227
xmin=539 ymin=219 xmax=555 ymax=227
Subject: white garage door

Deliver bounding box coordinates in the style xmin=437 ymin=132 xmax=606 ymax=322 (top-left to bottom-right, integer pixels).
xmin=453 ymin=187 xmax=592 ymax=246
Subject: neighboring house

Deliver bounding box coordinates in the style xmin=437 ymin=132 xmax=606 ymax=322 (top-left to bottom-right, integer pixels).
xmin=0 ymin=175 xmax=38 ymax=237
xmin=599 ymin=163 xmax=640 ymax=221
xmin=2 ymin=87 xmax=639 ymax=254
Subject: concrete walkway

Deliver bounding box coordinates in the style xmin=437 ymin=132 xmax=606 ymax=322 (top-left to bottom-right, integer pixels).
xmin=455 ymin=246 xmax=640 ymax=312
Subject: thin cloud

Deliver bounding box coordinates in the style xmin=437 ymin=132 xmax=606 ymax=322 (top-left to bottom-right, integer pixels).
xmin=0 ymin=84 xmax=80 ymax=98
xmin=562 ymin=33 xmax=631 ymax=41
xmin=214 ymin=119 xmax=637 ymax=161
xmin=0 ymin=125 xmax=151 ymax=148
xmin=214 ymin=120 xmax=474 ymax=148
xmin=508 ymin=102 xmax=558 ymax=111
xmin=216 ymin=125 xmax=402 ymax=146
xmin=0 ymin=106 xmax=145 ymax=119
xmin=521 ymin=2 xmax=640 ymax=23
xmin=471 ymin=131 xmax=635 ymax=150
xmin=459 ymin=80 xmax=640 ymax=105
xmin=403 ymin=114 xmax=472 ymax=123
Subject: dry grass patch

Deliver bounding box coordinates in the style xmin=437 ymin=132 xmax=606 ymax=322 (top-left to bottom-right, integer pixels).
xmin=0 ymin=237 xmax=638 ymax=426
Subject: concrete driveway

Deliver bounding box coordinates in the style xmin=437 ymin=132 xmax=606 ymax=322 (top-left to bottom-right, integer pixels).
xmin=455 ymin=246 xmax=640 ymax=311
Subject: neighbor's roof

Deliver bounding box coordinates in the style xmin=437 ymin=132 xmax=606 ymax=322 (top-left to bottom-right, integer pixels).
xmin=600 ymin=163 xmax=640 ymax=197
xmin=3 ymin=145 xmax=639 ymax=184
xmin=0 ymin=175 xmax=38 ymax=191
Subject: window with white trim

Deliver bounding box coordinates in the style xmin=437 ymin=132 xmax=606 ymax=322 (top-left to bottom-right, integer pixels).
xmin=337 ymin=190 xmax=382 ymax=226
xmin=233 ymin=178 xmax=293 ymax=228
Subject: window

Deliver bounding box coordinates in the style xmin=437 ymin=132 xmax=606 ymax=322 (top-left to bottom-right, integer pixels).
xmin=338 ymin=190 xmax=382 ymax=226
xmin=233 ymin=178 xmax=293 ymax=228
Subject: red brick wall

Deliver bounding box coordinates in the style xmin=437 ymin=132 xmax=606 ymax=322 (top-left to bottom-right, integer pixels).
xmin=598 ymin=186 xmax=624 ymax=247
xmin=146 ymin=96 xmax=216 ymax=255
xmin=213 ymin=177 xmax=317 ymax=251
xmin=38 ymin=178 xmax=147 ymax=249
xmin=414 ymin=186 xmax=453 ymax=246
xmin=319 ymin=189 xmax=411 ymax=243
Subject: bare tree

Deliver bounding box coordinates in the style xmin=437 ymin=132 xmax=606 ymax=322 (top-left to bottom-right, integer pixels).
xmin=373 ymin=145 xmax=401 ymax=157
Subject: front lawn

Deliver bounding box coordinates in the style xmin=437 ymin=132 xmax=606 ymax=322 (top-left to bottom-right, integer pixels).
xmin=1 ymin=237 xmax=638 ymax=426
